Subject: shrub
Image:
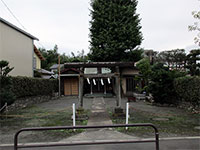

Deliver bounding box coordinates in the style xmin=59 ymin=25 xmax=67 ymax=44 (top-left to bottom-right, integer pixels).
xmin=11 ymin=76 xmax=58 ymax=98
xmin=149 ymin=63 xmax=185 ymax=105
xmin=0 ymin=60 xmax=15 ymax=108
xmin=174 ymin=76 xmax=200 ymax=106
xmin=34 ymin=70 xmax=42 ymax=78
xmin=136 ymin=58 xmax=152 ymax=94
xmin=0 ymin=76 xmax=16 ymax=107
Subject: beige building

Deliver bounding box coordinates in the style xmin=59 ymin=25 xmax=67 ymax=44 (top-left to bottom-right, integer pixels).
xmin=33 ymin=46 xmax=45 ymax=70
xmin=0 ymin=17 xmax=39 ymax=77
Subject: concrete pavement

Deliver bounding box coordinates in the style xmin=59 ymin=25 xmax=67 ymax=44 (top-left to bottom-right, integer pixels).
xmin=1 ymin=138 xmax=200 ymax=150
xmin=88 ymin=97 xmax=112 ymax=126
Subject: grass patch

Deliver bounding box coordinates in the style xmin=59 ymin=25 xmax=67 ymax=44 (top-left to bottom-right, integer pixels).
xmin=0 ymin=105 xmax=89 ymax=143
xmin=110 ymin=107 xmax=200 ymax=137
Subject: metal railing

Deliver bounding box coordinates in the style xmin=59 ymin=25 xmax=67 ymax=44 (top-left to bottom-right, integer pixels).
xmin=14 ymin=123 xmax=159 ymax=150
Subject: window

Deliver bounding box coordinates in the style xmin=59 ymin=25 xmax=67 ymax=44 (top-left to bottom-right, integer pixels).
xmin=33 ymin=57 xmax=36 ymax=69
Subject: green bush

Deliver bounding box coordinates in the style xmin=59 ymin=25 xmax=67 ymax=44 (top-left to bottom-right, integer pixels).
xmin=174 ymin=76 xmax=200 ymax=106
xmin=0 ymin=76 xmax=16 ymax=107
xmin=11 ymin=77 xmax=58 ymax=98
xmin=0 ymin=60 xmax=16 ymax=108
xmin=149 ymin=63 xmax=185 ymax=105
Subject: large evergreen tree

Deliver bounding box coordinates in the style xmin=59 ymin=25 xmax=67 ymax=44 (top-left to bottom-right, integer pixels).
xmin=89 ymin=0 xmax=143 ymax=62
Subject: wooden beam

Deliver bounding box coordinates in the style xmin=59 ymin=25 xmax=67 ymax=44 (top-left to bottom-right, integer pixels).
xmin=60 ymin=74 xmax=80 ymax=77
xmin=64 ymin=62 xmax=135 ymax=68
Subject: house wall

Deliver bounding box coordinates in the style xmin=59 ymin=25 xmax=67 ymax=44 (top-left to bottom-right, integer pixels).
xmin=121 ymin=68 xmax=139 ymax=75
xmin=34 ymin=53 xmax=41 ymax=69
xmin=0 ymin=23 xmax=2 ymax=58
xmin=0 ymin=22 xmax=34 ymax=77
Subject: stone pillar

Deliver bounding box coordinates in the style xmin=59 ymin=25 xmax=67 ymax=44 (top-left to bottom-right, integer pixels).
xmin=115 ymin=66 xmax=121 ymax=107
xmin=90 ymin=78 xmax=93 ymax=94
xmin=79 ymin=67 xmax=84 ymax=107
xmin=115 ymin=76 xmax=121 ymax=107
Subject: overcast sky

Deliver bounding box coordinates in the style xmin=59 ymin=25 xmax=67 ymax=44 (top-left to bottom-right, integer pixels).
xmin=0 ymin=0 xmax=199 ymax=55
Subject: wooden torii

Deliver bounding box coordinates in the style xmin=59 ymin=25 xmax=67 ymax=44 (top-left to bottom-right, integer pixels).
xmin=63 ymin=62 xmax=135 ymax=108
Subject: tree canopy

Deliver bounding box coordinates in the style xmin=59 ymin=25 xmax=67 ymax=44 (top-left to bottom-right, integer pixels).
xmin=186 ymin=49 xmax=200 ymax=76
xmin=156 ymin=49 xmax=187 ymax=70
xmin=89 ymin=0 xmax=143 ymax=62
xmin=39 ymin=45 xmax=88 ymax=70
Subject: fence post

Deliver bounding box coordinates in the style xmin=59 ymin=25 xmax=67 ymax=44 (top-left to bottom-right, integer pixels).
xmin=126 ymin=103 xmax=129 ymax=130
xmin=72 ymin=103 xmax=76 ymax=130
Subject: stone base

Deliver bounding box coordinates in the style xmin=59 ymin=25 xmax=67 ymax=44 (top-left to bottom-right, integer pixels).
xmin=114 ymin=107 xmax=124 ymax=114
xmin=127 ymin=97 xmax=136 ymax=102
xmin=113 ymin=107 xmax=126 ymax=118
xmin=76 ymin=107 xmax=84 ymax=114
xmin=75 ymin=107 xmax=89 ymax=121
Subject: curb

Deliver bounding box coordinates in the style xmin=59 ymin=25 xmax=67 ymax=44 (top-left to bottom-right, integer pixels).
xmin=1 ymin=136 xmax=200 ymax=147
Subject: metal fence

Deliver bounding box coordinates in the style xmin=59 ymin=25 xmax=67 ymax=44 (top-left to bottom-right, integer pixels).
xmin=14 ymin=123 xmax=159 ymax=150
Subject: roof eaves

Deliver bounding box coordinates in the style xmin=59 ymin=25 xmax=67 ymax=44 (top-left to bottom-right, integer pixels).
xmin=34 ymin=45 xmax=45 ymax=60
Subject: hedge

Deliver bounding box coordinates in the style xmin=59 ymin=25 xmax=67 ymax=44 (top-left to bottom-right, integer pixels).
xmin=174 ymin=76 xmax=200 ymax=106
xmin=11 ymin=76 xmax=58 ymax=98
xmin=0 ymin=76 xmax=16 ymax=107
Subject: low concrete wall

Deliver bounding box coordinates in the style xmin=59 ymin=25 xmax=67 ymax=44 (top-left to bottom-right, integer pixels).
xmin=7 ymin=95 xmax=58 ymax=112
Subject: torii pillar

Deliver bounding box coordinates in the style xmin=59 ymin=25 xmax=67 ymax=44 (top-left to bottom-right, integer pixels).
xmin=79 ymin=68 xmax=84 ymax=107
xmin=115 ymin=66 xmax=121 ymax=107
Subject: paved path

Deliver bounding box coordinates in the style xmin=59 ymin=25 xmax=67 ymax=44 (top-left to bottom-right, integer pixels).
xmin=88 ymin=97 xmax=112 ymax=126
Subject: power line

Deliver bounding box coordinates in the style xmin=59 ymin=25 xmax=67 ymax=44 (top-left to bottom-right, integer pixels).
xmin=0 ymin=0 xmax=47 ymax=49
xmin=0 ymin=0 xmax=26 ymax=30
xmin=36 ymin=41 xmax=46 ymax=49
